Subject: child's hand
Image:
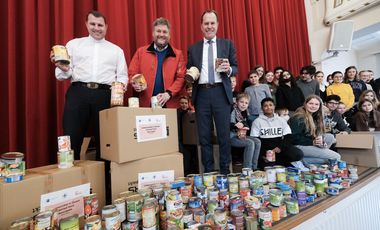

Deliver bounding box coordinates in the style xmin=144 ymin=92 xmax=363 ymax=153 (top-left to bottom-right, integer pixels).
xmin=235 ymin=122 xmax=244 ymax=129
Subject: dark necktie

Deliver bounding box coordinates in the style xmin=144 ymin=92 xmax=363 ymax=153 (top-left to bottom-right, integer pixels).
xmin=207 ymin=40 xmax=215 ymax=84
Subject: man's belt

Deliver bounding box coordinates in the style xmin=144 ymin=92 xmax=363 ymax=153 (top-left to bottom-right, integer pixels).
xmin=198 ymin=83 xmax=223 ymax=88
xmin=72 ymin=81 xmax=111 ymax=90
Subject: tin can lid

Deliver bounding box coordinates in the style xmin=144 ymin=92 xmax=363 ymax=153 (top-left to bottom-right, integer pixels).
xmin=1 ymin=152 xmax=24 ymax=160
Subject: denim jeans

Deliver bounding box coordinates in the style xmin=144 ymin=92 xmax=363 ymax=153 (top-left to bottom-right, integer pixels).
xmin=231 ymin=135 xmax=261 ymax=169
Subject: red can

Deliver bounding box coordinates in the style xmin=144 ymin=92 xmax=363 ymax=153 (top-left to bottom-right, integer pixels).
xmin=266 ymin=150 xmax=276 ymax=162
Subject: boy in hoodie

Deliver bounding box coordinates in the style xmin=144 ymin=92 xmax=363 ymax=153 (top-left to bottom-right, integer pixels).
xmin=251 ymin=97 xmax=307 ymax=170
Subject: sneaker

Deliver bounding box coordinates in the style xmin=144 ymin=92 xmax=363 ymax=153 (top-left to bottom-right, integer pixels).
xmin=291 ymin=161 xmax=310 ymax=172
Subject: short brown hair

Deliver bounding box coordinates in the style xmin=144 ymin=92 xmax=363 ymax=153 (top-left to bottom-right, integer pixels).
xmin=153 ymin=17 xmax=171 ymax=30
xmin=201 ymin=10 xmax=218 ymax=23
xmin=236 ymin=93 xmax=250 ymax=102
xmin=86 ymin=10 xmax=107 ymax=24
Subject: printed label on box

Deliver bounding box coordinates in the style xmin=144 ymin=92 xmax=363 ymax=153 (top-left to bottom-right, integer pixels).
xmin=136 ymin=115 xmax=167 ymax=142
xmin=138 ymin=170 xmax=174 ymax=189
xmin=40 ymin=183 xmax=90 ymax=221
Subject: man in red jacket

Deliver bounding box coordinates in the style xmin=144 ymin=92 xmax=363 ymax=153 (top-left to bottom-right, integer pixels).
xmin=129 ymin=17 xmax=186 ymax=108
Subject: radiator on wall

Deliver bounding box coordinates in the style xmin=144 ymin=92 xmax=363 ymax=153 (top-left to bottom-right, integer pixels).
xmin=293 ymin=175 xmax=380 ymax=230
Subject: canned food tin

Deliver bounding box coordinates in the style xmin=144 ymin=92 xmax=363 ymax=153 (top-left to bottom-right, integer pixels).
xmin=305 ymin=183 xmax=316 ymax=195
xmin=208 ymin=188 xmax=219 ymax=201
xmin=229 ymin=182 xmax=239 ymax=195
xmin=84 ymin=193 xmax=99 ymax=218
xmin=244 ymin=196 xmax=261 ymax=210
xmin=230 ymin=195 xmax=244 ymax=212
xmin=230 ymin=210 xmax=244 ymax=229
xmin=111 ymin=81 xmax=124 ymax=107
xmin=52 ymin=45 xmax=70 ymax=64
xmin=57 ymin=135 xmax=71 ymax=152
xmin=10 ymin=216 xmax=33 ymax=230
xmin=119 ymin=191 xmax=136 ymax=199
xmin=216 ymin=174 xmax=228 ymax=190
xmin=126 ymin=195 xmax=144 ymax=222
xmin=218 ymin=189 xmax=230 ymax=209
xmin=269 ymin=189 xmax=283 ymax=206
xmin=151 ymin=96 xmax=161 ymax=108
xmin=207 ymin=200 xmax=218 ymax=214
xmin=57 ymin=150 xmax=74 ymax=169
xmin=296 ymin=181 xmax=306 ymax=192
xmin=270 ymin=205 xmax=281 ymax=222
xmin=166 ymin=191 xmax=184 ymax=220
xmin=121 ymin=221 xmax=139 ymax=230
xmin=264 ymin=167 xmax=277 ymax=183
xmin=34 ymin=210 xmax=53 ymax=230
xmin=258 ymin=207 xmax=272 ymax=229
xmin=279 ymin=204 xmax=287 ymax=218
xmin=128 ymin=97 xmax=139 ymax=108
xmin=59 ymin=214 xmax=79 ymax=230
xmin=84 ymin=215 xmax=101 ymax=230
xmin=214 ymin=208 xmax=227 ymax=227
xmin=239 ymin=188 xmax=251 ymax=199
xmin=102 ymin=209 xmax=121 ymax=230
xmin=193 ymin=174 xmax=203 ymax=188
xmin=142 ymin=201 xmax=156 ymax=228
xmin=114 ymin=198 xmax=126 ymax=222
xmin=266 ymin=150 xmax=276 ymax=162
xmin=102 ymin=205 xmax=118 ymax=216
xmin=182 ymin=209 xmax=193 ymax=225
xmin=1 ymin=152 xmax=25 ymax=183
xmin=203 ymin=173 xmax=214 ymax=187
xmin=242 ymin=168 xmax=253 ymax=177
xmin=244 ymin=216 xmax=258 ymax=230
xmin=314 ymin=179 xmax=325 ymax=193
xmin=194 ymin=210 xmax=205 ymax=223
xmin=227 ymin=173 xmax=240 ymax=183
xmin=238 ymin=176 xmax=249 ymax=189
xmin=338 ymin=160 xmax=347 ymax=169
xmin=284 ymin=198 xmax=299 ymax=214
xmin=188 ymin=197 xmax=202 ymax=210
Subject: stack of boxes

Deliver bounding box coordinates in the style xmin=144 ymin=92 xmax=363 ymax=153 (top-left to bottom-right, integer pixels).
xmin=99 ymin=107 xmax=184 ymax=201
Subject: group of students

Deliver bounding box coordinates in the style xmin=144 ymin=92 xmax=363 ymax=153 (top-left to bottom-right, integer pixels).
xmin=204 ymin=64 xmax=378 ymax=172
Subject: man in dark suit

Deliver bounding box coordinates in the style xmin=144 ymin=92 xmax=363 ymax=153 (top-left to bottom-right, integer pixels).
xmin=187 ymin=10 xmax=238 ymax=175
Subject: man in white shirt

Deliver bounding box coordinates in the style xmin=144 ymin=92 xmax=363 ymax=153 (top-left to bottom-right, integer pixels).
xmin=52 ymin=11 xmax=128 ymax=160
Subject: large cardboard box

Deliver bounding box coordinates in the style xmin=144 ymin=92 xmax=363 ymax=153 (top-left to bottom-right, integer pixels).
xmin=182 ymin=112 xmax=217 ymax=145
xmin=0 ymin=161 xmax=105 ymax=228
xmin=110 ymin=152 xmax=184 ymax=201
xmin=336 ymin=132 xmax=380 ymax=167
xmin=100 ymin=107 xmax=179 ymax=163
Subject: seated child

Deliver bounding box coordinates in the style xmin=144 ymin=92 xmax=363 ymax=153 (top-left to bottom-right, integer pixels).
xmin=275 ymin=107 xmax=290 ymax=121
xmin=251 ymin=98 xmax=305 ymax=170
xmin=230 ymin=93 xmax=261 ymax=169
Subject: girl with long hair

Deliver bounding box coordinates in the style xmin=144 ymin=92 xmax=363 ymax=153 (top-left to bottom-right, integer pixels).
xmin=354 ymin=99 xmax=380 ymax=131
xmin=288 ymin=95 xmax=341 ymax=165
xmin=344 ymin=66 xmax=367 ymax=102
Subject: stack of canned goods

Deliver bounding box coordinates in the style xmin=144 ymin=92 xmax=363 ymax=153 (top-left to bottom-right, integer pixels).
xmin=57 ymin=135 xmax=74 ymax=169
xmin=7 ymin=159 xmax=357 ymax=229
xmin=0 ymin=152 xmax=25 ymax=183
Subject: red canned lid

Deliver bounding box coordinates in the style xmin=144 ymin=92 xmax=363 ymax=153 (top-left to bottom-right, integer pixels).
xmin=1 ymin=152 xmax=24 ymax=160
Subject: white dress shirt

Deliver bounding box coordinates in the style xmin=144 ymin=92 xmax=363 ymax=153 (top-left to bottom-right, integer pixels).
xmin=199 ymin=37 xmax=222 ymax=84
xmin=55 ymin=36 xmax=128 ymax=85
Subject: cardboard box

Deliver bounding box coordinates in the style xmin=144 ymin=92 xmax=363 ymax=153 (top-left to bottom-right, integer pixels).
xmin=100 ymin=107 xmax=179 ymax=163
xmin=182 ymin=112 xmax=217 ymax=145
xmin=336 ymin=132 xmax=380 ymax=167
xmin=110 ymin=152 xmax=184 ymax=201
xmin=0 ymin=161 xmax=105 ymax=228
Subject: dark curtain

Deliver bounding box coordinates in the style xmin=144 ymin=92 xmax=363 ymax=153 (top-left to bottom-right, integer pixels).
xmin=0 ymin=0 xmax=311 ymax=168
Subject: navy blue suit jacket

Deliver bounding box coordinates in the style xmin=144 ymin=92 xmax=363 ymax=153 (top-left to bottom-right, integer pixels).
xmin=187 ymin=38 xmax=238 ymax=105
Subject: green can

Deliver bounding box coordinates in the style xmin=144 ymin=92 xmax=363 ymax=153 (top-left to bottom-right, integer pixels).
xmin=59 ymin=214 xmax=79 ymax=230
xmin=269 ymin=189 xmax=283 ymax=206
xmin=284 ymin=198 xmax=299 ymax=214
xmin=296 ymin=181 xmax=306 ymax=192
xmin=207 ymin=200 xmax=218 ymax=214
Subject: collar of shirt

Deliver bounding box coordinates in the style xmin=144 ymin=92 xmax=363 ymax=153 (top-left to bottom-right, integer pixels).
xmin=154 ymin=43 xmax=168 ymax=51
xmin=88 ymin=35 xmax=106 ymax=43
xmin=203 ymin=37 xmax=217 ymax=44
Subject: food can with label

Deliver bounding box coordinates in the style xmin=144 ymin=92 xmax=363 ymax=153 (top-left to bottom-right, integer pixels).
xmin=10 ymin=216 xmax=34 ymax=230
xmin=34 ymin=210 xmax=53 ymax=230
xmin=59 ymin=214 xmax=79 ymax=230
xmin=258 ymin=207 xmax=272 ymax=229
xmin=266 ymin=150 xmax=276 ymax=162
xmin=203 ymin=173 xmax=214 ymax=187
xmin=121 ymin=221 xmax=139 ymax=230
xmin=84 ymin=215 xmax=101 ymax=230
xmin=142 ymin=200 xmax=156 ymax=228
xmin=264 ymin=167 xmax=277 ymax=183
xmin=126 ymin=195 xmax=144 ymax=222
xmin=84 ymin=193 xmax=99 ymax=218
xmin=284 ymin=198 xmax=299 ymax=214
xmin=216 ymin=174 xmax=228 ymax=190
xmin=114 ymin=198 xmax=126 ymax=222
xmin=57 ymin=150 xmax=74 ymax=169
xmin=52 ymin=45 xmax=70 ymax=64
xmin=111 ymin=81 xmax=124 ymax=106
xmin=102 ymin=209 xmax=121 ymax=230
xmin=182 ymin=209 xmax=193 ymax=227
xmin=151 ymin=96 xmax=161 ymax=108
xmin=128 ymin=97 xmax=139 ymax=108
xmin=194 ymin=210 xmax=205 ymax=223
xmin=57 ymin=135 xmax=71 ymax=152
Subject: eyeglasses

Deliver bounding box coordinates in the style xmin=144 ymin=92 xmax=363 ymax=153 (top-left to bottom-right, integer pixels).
xmin=327 ymin=101 xmax=339 ymax=105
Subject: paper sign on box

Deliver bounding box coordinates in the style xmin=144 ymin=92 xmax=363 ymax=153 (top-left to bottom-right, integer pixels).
xmin=138 ymin=170 xmax=174 ymax=189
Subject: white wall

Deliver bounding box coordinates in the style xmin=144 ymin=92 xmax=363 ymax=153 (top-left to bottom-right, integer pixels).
xmin=305 ymin=0 xmax=380 ymax=76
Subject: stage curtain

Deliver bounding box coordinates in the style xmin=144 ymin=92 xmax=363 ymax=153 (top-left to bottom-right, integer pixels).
xmin=0 ymin=0 xmax=311 ymax=168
